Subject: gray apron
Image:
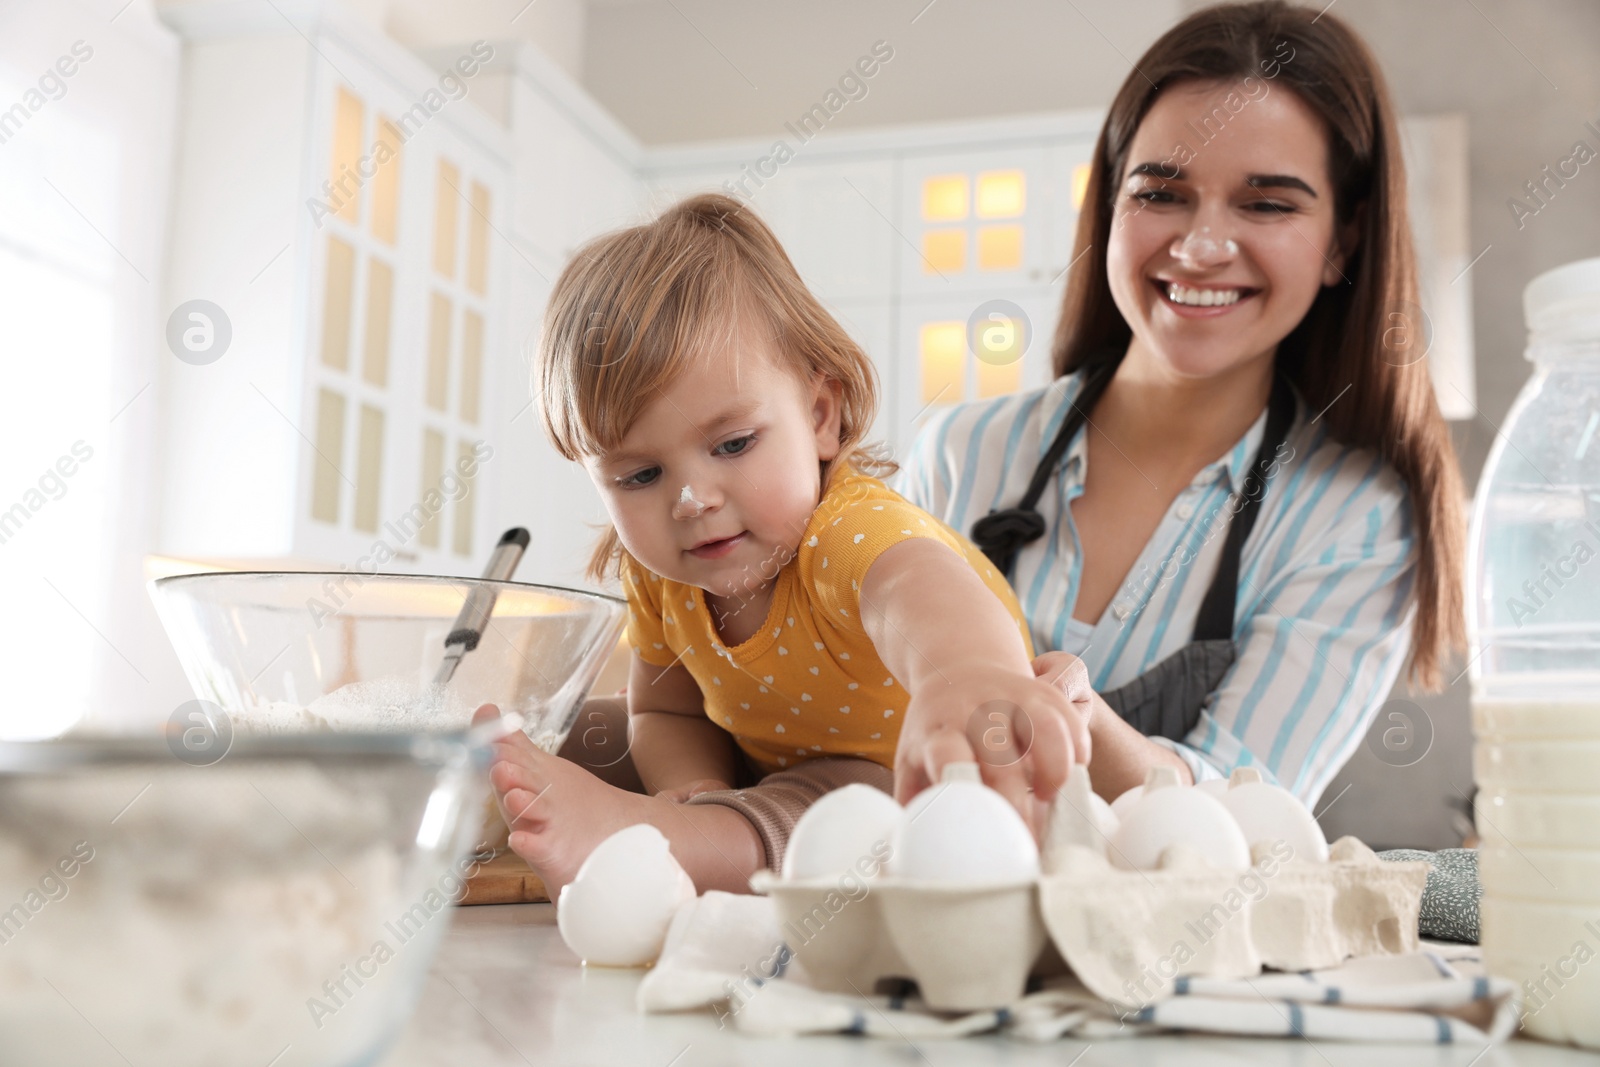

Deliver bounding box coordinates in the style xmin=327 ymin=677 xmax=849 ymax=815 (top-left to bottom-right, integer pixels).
xmin=971 ymin=358 xmax=1296 ymax=742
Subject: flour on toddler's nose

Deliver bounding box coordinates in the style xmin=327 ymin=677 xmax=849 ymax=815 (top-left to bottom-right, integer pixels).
xmin=677 ymin=484 xmax=706 ymax=518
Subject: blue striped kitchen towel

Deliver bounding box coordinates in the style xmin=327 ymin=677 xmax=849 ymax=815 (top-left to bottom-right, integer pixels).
xmin=638 ymin=891 xmax=1521 ymax=1043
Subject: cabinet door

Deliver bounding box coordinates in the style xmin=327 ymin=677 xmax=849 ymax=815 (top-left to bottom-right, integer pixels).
xmin=511 ymin=81 xmax=639 ymax=263
xmin=898 ymin=146 xmax=1044 ymax=298
xmin=298 ymin=41 xmax=510 ymax=575
xmin=642 ymin=158 xmax=898 ymax=308
xmin=741 ymin=159 xmax=897 ymax=306
xmin=892 ymin=289 xmax=1061 ymax=459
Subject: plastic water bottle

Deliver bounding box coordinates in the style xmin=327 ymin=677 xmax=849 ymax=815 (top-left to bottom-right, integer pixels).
xmin=1469 ymin=256 xmax=1600 ymax=1047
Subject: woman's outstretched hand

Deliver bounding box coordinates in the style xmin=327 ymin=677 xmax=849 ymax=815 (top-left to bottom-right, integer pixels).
xmin=1029 ymin=650 xmax=1098 ymax=729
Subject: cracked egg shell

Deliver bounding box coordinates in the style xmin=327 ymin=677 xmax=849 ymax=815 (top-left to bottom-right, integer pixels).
xmin=557 ymin=823 xmax=695 ymax=967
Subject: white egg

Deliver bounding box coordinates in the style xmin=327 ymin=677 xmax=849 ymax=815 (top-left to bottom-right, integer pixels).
xmin=556 ymin=823 xmax=695 ymax=966
xmin=1194 ymin=778 xmax=1231 ymax=799
xmin=1219 ymin=780 xmax=1329 ymax=862
xmin=782 ymin=783 xmax=902 ymax=881
xmin=1109 ymin=784 xmax=1144 ymax=821
xmin=889 ymin=764 xmax=1038 ymax=883
xmin=1110 ymin=785 xmax=1251 ymax=871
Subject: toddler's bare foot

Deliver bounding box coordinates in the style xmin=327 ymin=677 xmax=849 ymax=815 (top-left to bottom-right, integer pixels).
xmin=473 ymin=705 xmax=764 ymax=900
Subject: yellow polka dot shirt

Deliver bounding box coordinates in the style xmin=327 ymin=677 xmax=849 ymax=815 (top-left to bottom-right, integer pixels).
xmin=621 ymin=464 xmax=1035 ymax=775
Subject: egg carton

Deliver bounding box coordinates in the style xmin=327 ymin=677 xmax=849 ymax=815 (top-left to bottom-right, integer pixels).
xmin=751 ymin=765 xmax=1429 ymax=1013
xmin=1041 ymin=764 xmax=1430 ymax=1004
xmin=748 ymin=871 xmax=1047 ymax=1012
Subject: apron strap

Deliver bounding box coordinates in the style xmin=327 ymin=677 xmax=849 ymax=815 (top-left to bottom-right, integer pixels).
xmin=1189 ymin=373 xmax=1296 ymax=642
xmin=970 ymin=355 xmax=1119 ymax=577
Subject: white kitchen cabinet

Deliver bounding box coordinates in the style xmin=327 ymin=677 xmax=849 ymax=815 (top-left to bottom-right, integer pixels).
xmin=642 ymin=156 xmax=897 ymax=308
xmin=898 ymin=144 xmax=1059 ymax=298
xmin=887 ymin=139 xmax=1090 ymax=456
xmin=742 ymin=160 xmax=898 ymax=306
xmin=892 ymin=288 xmax=1061 ymax=459
xmin=158 ymin=4 xmax=512 ymax=576
xmin=485 ymin=43 xmax=643 ymax=267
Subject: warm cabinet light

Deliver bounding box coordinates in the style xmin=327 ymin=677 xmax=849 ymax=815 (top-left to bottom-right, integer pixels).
xmin=976 ymin=170 xmax=1025 ymax=218
xmin=977 ymin=347 xmax=1023 ymax=398
xmin=332 ymin=88 xmax=363 ymax=225
xmin=433 ymin=159 xmax=460 ymax=279
xmin=321 ymin=236 xmax=356 ymax=371
xmin=1072 ymin=162 xmax=1092 ymax=212
xmin=371 ymin=117 xmax=403 ymax=245
xmin=312 ymin=388 xmax=347 ymax=524
xmin=921 ymin=174 xmax=968 ymax=221
xmin=362 ymin=259 xmax=394 ymax=387
xmin=977 ymin=225 xmax=1023 ymax=271
xmin=355 ymin=405 xmax=385 ymax=534
xmin=922 ymin=229 xmax=966 ymax=274
xmin=466 ymin=182 xmax=491 ymax=294
xmin=920 ymin=321 xmax=965 ymax=405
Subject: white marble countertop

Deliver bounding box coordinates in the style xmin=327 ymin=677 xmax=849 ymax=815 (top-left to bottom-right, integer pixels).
xmin=379 ymin=903 xmax=1598 ymax=1067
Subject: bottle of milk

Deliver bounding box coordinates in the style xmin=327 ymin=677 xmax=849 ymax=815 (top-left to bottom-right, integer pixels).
xmin=1469 ymin=256 xmax=1600 ymax=1048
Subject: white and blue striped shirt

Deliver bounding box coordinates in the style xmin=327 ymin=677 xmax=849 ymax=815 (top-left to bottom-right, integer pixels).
xmin=893 ymin=370 xmax=1416 ymax=808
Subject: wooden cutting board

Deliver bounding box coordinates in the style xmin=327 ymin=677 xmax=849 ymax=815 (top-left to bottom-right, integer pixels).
xmin=458 ymin=849 xmax=549 ymax=905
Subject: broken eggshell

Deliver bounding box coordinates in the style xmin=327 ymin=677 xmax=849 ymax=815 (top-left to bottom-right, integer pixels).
xmin=557 ymin=823 xmax=695 ymax=967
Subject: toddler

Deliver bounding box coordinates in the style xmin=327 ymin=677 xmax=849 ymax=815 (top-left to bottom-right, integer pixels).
xmin=480 ymin=194 xmax=1088 ymax=896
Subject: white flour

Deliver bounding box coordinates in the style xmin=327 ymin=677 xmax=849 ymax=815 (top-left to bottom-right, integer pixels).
xmin=240 ymin=679 xmax=564 ymax=747
xmin=0 ymin=761 xmax=470 ymax=1067
xmin=244 ymin=677 xmax=469 ymax=734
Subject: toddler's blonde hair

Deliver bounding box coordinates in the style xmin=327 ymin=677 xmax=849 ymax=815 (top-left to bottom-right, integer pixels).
xmin=536 ymin=193 xmax=893 ymax=583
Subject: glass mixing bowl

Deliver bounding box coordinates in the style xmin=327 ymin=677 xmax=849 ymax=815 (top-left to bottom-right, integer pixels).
xmin=0 ymin=728 xmax=501 ymax=1067
xmin=150 ymin=572 xmax=625 ymax=752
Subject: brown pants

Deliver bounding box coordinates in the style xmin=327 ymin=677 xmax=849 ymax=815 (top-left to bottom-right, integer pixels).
xmin=556 ymin=695 xmax=892 ymax=872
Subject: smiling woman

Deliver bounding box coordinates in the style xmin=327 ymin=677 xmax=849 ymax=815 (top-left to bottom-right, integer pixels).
xmin=906 ymin=0 xmax=1467 ymax=807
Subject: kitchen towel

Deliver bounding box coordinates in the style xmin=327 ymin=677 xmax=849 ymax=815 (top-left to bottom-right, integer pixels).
xmin=638 ymin=891 xmax=1522 ymax=1043
xmin=1378 ymin=848 xmax=1482 ymax=944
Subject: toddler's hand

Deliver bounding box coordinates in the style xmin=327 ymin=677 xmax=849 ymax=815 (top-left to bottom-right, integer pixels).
xmin=893 ymin=660 xmax=1091 ymax=834
xmin=654 ymin=778 xmax=734 ymax=804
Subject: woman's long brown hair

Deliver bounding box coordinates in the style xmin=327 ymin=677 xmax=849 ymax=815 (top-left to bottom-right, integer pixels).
xmin=1055 ymin=0 xmax=1465 ymax=689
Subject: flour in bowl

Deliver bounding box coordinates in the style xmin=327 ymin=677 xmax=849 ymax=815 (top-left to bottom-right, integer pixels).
xmin=0 ymin=758 xmax=480 ymax=1067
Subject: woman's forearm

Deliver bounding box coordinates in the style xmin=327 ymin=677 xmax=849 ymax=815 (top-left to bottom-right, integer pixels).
xmin=1085 ymin=694 xmax=1193 ymax=800
xmin=629 ymin=710 xmax=742 ymax=795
